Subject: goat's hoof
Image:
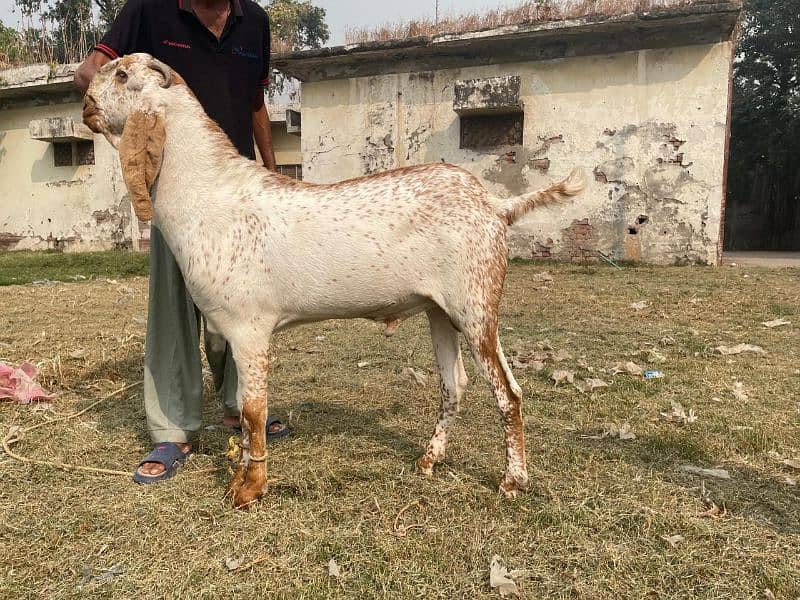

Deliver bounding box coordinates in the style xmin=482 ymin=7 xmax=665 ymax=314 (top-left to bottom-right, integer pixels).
xmin=499 ymin=474 xmax=529 ymax=499
xmin=232 ymin=486 xmax=263 ymax=510
xmin=417 ymin=455 xmax=436 ymax=477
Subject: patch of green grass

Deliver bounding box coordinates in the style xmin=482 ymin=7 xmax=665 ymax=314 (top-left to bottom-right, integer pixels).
xmin=0 ymin=250 xmax=149 ymax=286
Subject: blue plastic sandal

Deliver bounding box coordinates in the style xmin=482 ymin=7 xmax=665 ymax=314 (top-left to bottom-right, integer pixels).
xmin=132 ymin=442 xmax=194 ymax=485
xmin=233 ymin=415 xmax=290 ymax=440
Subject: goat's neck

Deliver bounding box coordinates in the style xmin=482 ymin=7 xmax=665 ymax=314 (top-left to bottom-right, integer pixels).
xmin=153 ymin=87 xmax=284 ymax=247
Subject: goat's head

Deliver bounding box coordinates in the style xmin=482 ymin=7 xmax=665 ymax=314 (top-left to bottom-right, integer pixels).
xmin=83 ymin=53 xmax=175 ymax=222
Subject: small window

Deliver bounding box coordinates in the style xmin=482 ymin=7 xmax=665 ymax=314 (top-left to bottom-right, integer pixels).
xmin=460 ymin=113 xmax=523 ymax=150
xmin=77 ymin=141 xmax=95 ymax=165
xmin=53 ymin=141 xmax=96 ymax=167
xmin=53 ymin=142 xmax=73 ymax=167
xmin=277 ymin=164 xmax=303 ymax=180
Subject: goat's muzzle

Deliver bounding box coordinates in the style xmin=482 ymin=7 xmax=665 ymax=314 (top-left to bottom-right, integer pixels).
xmin=82 ymin=94 xmax=103 ymax=133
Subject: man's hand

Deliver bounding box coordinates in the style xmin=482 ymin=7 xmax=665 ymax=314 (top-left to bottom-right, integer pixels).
xmin=253 ymin=91 xmax=277 ymax=171
xmin=75 ymin=51 xmax=112 ymax=93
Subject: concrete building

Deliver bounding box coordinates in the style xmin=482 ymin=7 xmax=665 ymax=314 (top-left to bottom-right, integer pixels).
xmin=275 ymin=2 xmax=741 ymax=265
xmin=0 ymin=64 xmax=301 ymax=251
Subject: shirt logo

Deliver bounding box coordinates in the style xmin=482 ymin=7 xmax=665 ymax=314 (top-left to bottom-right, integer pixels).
xmin=232 ymin=46 xmax=258 ymax=60
xmin=163 ymin=39 xmax=192 ymax=49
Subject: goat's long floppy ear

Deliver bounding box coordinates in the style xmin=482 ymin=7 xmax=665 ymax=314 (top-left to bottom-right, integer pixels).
xmin=118 ymin=111 xmax=165 ymax=222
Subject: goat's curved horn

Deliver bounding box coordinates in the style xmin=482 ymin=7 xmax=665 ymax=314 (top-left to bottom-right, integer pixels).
xmin=148 ymin=58 xmax=172 ymax=88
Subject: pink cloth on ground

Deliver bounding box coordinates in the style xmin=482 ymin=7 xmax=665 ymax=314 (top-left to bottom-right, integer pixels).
xmin=0 ymin=361 xmax=55 ymax=404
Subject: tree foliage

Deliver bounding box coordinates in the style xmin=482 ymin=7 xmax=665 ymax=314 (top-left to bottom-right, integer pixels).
xmin=0 ymin=20 xmax=22 ymax=66
xmin=731 ymin=0 xmax=800 ymax=168
xmin=263 ymin=0 xmax=328 ymax=96
xmin=265 ymin=0 xmax=329 ymax=52
xmin=727 ymin=0 xmax=800 ymax=249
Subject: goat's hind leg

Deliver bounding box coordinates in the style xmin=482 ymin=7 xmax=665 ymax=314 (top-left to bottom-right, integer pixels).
xmin=418 ymin=307 xmax=468 ymax=476
xmin=464 ymin=322 xmax=529 ymax=498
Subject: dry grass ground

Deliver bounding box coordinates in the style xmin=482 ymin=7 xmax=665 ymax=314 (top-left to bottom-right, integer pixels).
xmin=0 ymin=262 xmax=798 ymax=598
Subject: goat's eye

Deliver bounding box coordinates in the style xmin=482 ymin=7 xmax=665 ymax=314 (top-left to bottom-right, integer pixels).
xmin=115 ymin=69 xmax=128 ymax=83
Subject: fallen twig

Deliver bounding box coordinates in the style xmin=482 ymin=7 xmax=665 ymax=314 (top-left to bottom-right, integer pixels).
xmin=2 ymin=382 xmax=142 ymax=477
xmin=228 ymin=555 xmax=272 ymax=574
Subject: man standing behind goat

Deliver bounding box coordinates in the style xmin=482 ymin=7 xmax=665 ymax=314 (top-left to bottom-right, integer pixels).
xmin=75 ymin=0 xmax=289 ymax=483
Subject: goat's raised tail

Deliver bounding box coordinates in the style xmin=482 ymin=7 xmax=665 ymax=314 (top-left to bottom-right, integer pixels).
xmin=497 ymin=168 xmax=586 ymax=226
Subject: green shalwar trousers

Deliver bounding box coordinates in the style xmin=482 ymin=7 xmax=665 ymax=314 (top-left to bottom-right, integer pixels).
xmin=143 ymin=226 xmax=239 ymax=444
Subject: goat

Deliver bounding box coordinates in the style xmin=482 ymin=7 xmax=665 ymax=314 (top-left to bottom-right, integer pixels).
xmin=83 ymin=54 xmax=585 ymax=508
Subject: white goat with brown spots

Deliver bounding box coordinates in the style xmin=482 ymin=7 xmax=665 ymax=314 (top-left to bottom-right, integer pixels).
xmin=83 ymin=53 xmax=585 ymax=508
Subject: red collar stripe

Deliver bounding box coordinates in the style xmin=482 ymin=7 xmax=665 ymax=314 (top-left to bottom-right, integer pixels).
xmin=95 ymin=43 xmax=120 ymax=59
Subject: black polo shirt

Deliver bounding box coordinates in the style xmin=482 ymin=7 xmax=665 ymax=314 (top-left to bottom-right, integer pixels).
xmin=95 ymin=0 xmax=270 ymax=159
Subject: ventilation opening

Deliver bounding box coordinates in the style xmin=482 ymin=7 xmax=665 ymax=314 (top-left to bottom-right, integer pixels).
xmin=53 ymin=140 xmax=95 ymax=167
xmin=460 ymin=113 xmax=523 ymax=150
xmin=276 ymin=164 xmax=303 ymax=180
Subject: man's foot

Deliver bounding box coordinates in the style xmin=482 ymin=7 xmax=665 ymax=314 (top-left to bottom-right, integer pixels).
xmin=134 ymin=442 xmax=193 ymax=483
xmin=223 ymin=415 xmax=290 ymax=438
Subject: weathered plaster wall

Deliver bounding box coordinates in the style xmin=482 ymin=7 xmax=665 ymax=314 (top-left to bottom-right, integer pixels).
xmin=272 ymin=126 xmax=302 ymax=165
xmin=0 ymin=100 xmax=135 ymax=252
xmin=0 ymin=101 xmax=303 ymax=252
xmin=299 ymin=42 xmax=733 ymax=265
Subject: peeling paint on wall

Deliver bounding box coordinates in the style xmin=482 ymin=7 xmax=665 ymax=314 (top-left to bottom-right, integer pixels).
xmin=299 ymin=43 xmax=731 ymax=265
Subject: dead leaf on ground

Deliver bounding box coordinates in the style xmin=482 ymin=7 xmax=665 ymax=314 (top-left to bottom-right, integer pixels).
xmin=357 ymin=361 xmax=370 ymax=368
xmin=698 ymin=503 xmax=728 ymax=519
xmin=679 ymin=465 xmax=731 ymax=480
xmin=327 ymin=559 xmax=341 ymax=578
xmin=612 ymin=361 xmax=644 ymax=376
xmin=551 ymin=349 xmax=573 ymax=363
xmin=660 ymin=401 xmax=698 ymax=425
xmin=604 ymin=423 xmax=636 ymax=441
xmin=552 ymin=370 xmax=575 ymax=386
xmin=732 ymin=381 xmax=749 ymax=402
xmin=762 ymin=318 xmax=791 ymax=329
xmin=642 ymin=349 xmax=668 ymax=364
xmin=93 ymin=564 xmax=126 ymax=585
xmin=224 ymin=557 xmax=244 ymax=571
xmin=575 ymin=378 xmax=609 ymax=394
xmin=509 ymin=357 xmax=545 ymax=372
xmin=531 ymin=272 xmax=554 ymax=288
xmin=661 ymin=534 xmax=685 ymax=548
xmin=489 ymin=555 xmax=528 ymax=598
xmin=715 ymin=344 xmax=767 ymax=356
xmin=401 ymin=367 xmax=427 ymax=387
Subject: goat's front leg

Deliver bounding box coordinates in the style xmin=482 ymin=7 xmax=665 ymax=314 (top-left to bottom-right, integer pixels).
xmin=227 ymin=346 xmax=272 ymax=509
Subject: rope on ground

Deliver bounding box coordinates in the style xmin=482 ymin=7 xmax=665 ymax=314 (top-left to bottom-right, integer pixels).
xmin=2 ymin=382 xmax=141 ymax=477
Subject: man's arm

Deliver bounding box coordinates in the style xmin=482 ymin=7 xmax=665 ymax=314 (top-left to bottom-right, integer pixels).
xmin=253 ymin=91 xmax=277 ymax=171
xmin=75 ymin=50 xmax=112 ymax=93
xmin=75 ymin=0 xmax=145 ymax=93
